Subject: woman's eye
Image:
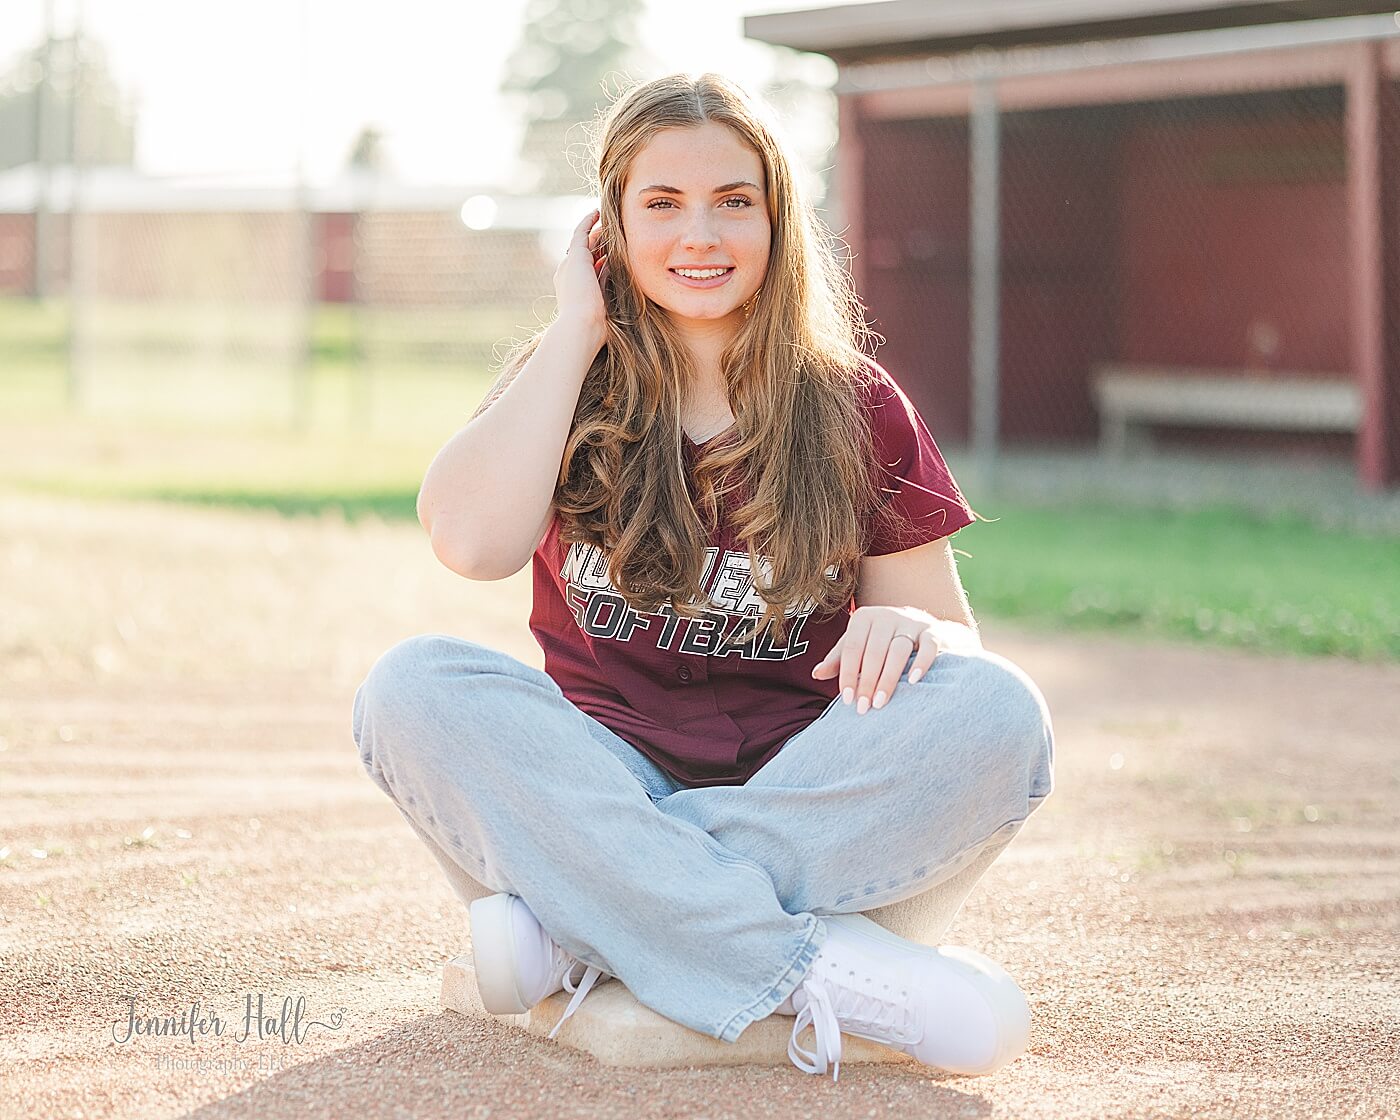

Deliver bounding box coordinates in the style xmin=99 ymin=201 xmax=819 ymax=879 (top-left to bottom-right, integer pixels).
xmin=645 ymin=197 xmax=753 ymax=210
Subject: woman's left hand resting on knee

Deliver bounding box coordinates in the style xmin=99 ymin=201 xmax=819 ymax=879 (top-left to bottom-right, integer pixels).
xmin=811 ymin=606 xmax=983 ymax=716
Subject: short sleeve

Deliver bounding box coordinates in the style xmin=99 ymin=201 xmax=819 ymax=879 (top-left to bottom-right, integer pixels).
xmin=861 ymin=361 xmax=975 ymax=556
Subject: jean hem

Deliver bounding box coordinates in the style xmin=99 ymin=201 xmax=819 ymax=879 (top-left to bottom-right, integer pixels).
xmin=713 ymin=913 xmax=829 ymax=1044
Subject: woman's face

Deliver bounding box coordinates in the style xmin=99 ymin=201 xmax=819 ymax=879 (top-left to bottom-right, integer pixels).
xmin=619 ymin=121 xmax=771 ymax=333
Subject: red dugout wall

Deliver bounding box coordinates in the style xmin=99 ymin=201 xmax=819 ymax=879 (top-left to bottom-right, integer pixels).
xmin=856 ymin=89 xmax=1351 ymax=451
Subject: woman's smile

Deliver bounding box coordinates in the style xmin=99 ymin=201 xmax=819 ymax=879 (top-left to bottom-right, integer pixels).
xmin=669 ymin=267 xmax=736 ymax=289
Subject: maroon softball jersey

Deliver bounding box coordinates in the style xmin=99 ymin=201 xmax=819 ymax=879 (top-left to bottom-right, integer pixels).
xmin=528 ymin=359 xmax=975 ymax=788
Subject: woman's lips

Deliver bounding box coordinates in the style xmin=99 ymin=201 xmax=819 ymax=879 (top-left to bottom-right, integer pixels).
xmin=669 ymin=268 xmax=735 ymax=289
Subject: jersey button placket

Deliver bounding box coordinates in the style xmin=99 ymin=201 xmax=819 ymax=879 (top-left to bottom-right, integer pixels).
xmin=676 ymin=665 xmax=693 ymax=682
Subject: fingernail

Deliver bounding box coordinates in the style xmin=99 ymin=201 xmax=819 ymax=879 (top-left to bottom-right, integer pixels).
xmin=856 ymin=695 xmax=869 ymax=715
xmin=873 ymin=690 xmax=887 ymax=709
xmin=842 ymin=687 xmax=853 ymax=705
xmin=909 ymin=668 xmax=922 ymax=683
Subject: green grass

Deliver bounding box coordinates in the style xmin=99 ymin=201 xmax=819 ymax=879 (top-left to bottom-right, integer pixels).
xmin=69 ymin=483 xmax=419 ymax=522
xmin=7 ymin=428 xmax=1394 ymax=660
xmin=954 ymin=502 xmax=1398 ymax=660
xmin=3 ymin=295 xmax=1397 ymax=662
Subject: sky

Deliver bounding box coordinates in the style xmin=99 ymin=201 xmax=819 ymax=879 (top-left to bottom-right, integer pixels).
xmin=0 ymin=0 xmax=845 ymax=186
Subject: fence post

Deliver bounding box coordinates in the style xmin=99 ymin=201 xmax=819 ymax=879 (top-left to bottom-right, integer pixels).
xmin=1346 ymin=38 xmax=1400 ymax=490
xmin=65 ymin=6 xmax=86 ymax=415
xmin=32 ymin=0 xmax=54 ymax=303
xmin=969 ymin=75 xmax=1001 ymax=489
xmin=291 ymin=0 xmax=314 ymax=434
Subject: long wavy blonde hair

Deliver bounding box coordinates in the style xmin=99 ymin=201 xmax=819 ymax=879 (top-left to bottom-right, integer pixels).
xmin=485 ymin=72 xmax=916 ymax=649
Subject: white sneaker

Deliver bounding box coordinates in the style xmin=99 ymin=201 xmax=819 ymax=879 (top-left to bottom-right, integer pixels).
xmin=468 ymin=892 xmax=611 ymax=1039
xmin=779 ymin=913 xmax=1031 ymax=1081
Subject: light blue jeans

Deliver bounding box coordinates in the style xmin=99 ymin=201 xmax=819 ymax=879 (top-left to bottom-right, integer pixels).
xmin=352 ymin=633 xmax=1054 ymax=1043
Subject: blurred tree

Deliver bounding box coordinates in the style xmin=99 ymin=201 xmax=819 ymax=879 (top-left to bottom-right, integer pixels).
xmin=500 ymin=0 xmax=656 ymax=195
xmin=0 ymin=33 xmax=136 ymax=170
xmin=345 ymin=124 xmax=391 ymax=176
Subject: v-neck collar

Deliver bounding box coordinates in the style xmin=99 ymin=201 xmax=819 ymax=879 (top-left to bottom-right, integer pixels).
xmin=683 ymin=424 xmax=736 ymax=450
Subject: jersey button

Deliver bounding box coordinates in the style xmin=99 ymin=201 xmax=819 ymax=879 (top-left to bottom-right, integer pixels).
xmin=676 ymin=665 xmax=693 ymax=682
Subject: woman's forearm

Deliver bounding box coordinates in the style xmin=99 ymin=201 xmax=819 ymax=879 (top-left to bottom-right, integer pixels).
xmin=417 ymin=315 xmax=605 ymax=579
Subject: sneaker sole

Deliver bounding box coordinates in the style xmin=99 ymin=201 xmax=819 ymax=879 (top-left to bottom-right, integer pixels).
xmin=468 ymin=893 xmax=533 ymax=1015
xmin=824 ymin=912 xmax=1031 ymax=1074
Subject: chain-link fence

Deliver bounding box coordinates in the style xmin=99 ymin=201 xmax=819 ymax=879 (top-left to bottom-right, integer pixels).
xmin=4 ymin=5 xmax=1399 ymax=502
xmin=1 ymin=9 xmax=321 ymax=431
xmin=65 ymin=192 xmax=314 ymax=428
xmin=4 ymin=166 xmax=569 ymax=439
xmin=0 ymin=5 xmax=835 ymax=447
xmin=344 ymin=192 xmax=576 ymax=435
xmin=0 ymin=7 xmax=631 ymax=439
xmin=839 ymin=11 xmax=1400 ymax=497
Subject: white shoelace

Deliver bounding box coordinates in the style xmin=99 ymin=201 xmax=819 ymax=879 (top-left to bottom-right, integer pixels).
xmin=546 ymin=954 xmax=606 ymax=1040
xmin=786 ymin=975 xmax=919 ymax=1082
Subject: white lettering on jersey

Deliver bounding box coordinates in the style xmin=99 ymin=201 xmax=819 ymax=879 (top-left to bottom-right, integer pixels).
xmin=557 ymin=541 xmax=840 ymax=661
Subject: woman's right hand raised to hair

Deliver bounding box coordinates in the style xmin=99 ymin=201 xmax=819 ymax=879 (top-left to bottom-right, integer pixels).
xmin=553 ymin=207 xmax=611 ymax=348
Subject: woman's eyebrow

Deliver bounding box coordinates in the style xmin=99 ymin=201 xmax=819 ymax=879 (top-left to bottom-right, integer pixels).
xmin=637 ymin=181 xmax=761 ymax=195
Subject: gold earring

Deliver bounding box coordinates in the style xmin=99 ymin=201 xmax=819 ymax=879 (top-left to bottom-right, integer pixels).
xmin=742 ymin=292 xmax=758 ymax=321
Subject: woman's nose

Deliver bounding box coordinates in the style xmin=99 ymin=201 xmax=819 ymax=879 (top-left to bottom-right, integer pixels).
xmin=681 ymin=214 xmax=721 ymax=251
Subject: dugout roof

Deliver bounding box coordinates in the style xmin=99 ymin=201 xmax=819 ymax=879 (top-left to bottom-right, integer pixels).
xmin=745 ymin=1 xmax=1400 ymax=61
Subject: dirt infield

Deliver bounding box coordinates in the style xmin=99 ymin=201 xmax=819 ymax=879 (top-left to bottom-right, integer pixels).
xmin=2 ymin=491 xmax=1397 ymax=1119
